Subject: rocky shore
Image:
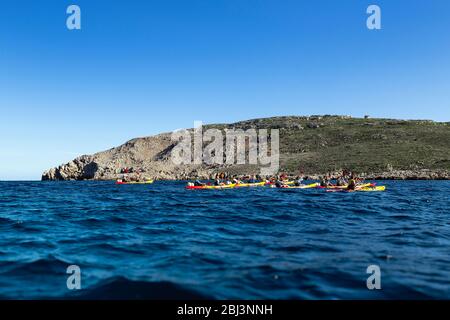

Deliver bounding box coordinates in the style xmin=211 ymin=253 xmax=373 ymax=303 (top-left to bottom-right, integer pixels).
xmin=303 ymin=169 xmax=450 ymax=181
xmin=42 ymin=115 xmax=450 ymax=181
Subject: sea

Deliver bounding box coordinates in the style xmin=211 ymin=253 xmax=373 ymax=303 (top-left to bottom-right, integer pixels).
xmin=0 ymin=180 xmax=449 ymax=299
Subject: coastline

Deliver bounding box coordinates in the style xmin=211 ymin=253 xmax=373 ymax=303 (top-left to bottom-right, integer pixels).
xmin=40 ymin=169 xmax=450 ymax=181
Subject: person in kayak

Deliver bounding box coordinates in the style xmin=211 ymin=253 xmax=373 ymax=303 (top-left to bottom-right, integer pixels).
xmin=194 ymin=180 xmax=206 ymax=187
xmin=213 ymin=177 xmax=221 ymax=186
xmin=347 ymin=175 xmax=357 ymax=190
xmin=279 ymin=173 xmax=288 ymax=182
xmin=294 ymin=175 xmax=304 ymax=186
xmin=320 ymin=176 xmax=330 ymax=187
xmin=231 ymin=176 xmax=242 ymax=184
xmin=274 ymin=178 xmax=289 ymax=188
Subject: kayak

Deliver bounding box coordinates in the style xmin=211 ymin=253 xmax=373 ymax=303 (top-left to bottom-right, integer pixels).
xmin=186 ymin=181 xmax=265 ymax=190
xmin=317 ymin=183 xmax=375 ymax=189
xmin=235 ymin=182 xmax=266 ymax=188
xmin=267 ymin=180 xmax=295 ymax=186
xmin=326 ymin=186 xmax=386 ymax=193
xmin=116 ymin=180 xmax=154 ymax=185
xmin=278 ymin=183 xmax=320 ymax=189
xmin=357 ymin=186 xmax=386 ymax=192
xmin=186 ymin=184 xmax=236 ymax=190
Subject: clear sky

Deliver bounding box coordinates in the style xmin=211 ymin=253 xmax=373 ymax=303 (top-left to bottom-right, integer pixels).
xmin=1 ymin=0 xmax=449 ymax=180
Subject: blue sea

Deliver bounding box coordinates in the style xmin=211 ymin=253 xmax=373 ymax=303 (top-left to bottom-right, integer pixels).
xmin=0 ymin=180 xmax=449 ymax=299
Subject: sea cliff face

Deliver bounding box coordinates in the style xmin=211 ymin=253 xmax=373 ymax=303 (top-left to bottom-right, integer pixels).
xmin=42 ymin=116 xmax=450 ymax=181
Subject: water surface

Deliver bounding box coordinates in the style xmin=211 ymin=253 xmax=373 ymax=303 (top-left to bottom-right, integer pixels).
xmin=0 ymin=180 xmax=449 ymax=299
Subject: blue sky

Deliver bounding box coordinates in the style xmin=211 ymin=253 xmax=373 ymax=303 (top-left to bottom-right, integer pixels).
xmin=1 ymin=0 xmax=449 ymax=180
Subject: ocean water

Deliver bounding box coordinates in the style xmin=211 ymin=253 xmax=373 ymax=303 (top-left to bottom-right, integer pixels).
xmin=0 ymin=180 xmax=449 ymax=299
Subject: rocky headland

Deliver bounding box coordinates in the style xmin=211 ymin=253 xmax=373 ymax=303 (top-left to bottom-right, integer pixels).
xmin=42 ymin=115 xmax=450 ymax=181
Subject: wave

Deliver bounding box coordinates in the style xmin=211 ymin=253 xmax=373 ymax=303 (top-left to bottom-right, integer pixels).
xmin=66 ymin=276 xmax=212 ymax=300
xmin=0 ymin=256 xmax=69 ymax=276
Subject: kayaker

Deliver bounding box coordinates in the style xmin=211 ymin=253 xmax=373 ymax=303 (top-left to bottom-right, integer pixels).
xmin=319 ymin=176 xmax=330 ymax=187
xmin=231 ymin=176 xmax=241 ymax=184
xmin=294 ymin=176 xmax=304 ymax=187
xmin=274 ymin=178 xmax=288 ymax=188
xmin=347 ymin=175 xmax=357 ymax=190
xmin=213 ymin=177 xmax=221 ymax=186
xmin=194 ymin=180 xmax=205 ymax=187
xmin=336 ymin=175 xmax=347 ymax=186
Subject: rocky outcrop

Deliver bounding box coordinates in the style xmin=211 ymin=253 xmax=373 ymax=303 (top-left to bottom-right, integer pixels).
xmin=41 ymin=133 xmax=217 ymax=181
xmin=42 ymin=116 xmax=450 ymax=181
xmin=42 ymin=156 xmax=96 ymax=180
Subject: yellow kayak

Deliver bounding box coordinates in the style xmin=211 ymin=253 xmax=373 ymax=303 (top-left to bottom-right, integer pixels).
xmin=321 ymin=183 xmax=374 ymax=189
xmin=235 ymin=182 xmax=266 ymax=188
xmin=327 ymin=185 xmax=386 ymax=192
xmin=357 ymin=186 xmax=386 ymax=192
xmin=279 ymin=183 xmax=320 ymax=189
xmin=186 ymin=183 xmax=236 ymax=190
xmin=267 ymin=180 xmax=295 ymax=187
xmin=116 ymin=180 xmax=154 ymax=185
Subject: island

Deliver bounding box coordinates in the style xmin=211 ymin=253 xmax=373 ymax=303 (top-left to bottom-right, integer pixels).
xmin=42 ymin=115 xmax=450 ymax=181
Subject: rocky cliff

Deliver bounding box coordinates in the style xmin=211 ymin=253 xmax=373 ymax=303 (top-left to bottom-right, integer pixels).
xmin=42 ymin=115 xmax=450 ymax=180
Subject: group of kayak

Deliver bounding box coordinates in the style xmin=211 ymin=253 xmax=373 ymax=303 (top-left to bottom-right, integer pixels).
xmin=114 ymin=171 xmax=386 ymax=192
xmin=185 ymin=173 xmax=386 ymax=192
